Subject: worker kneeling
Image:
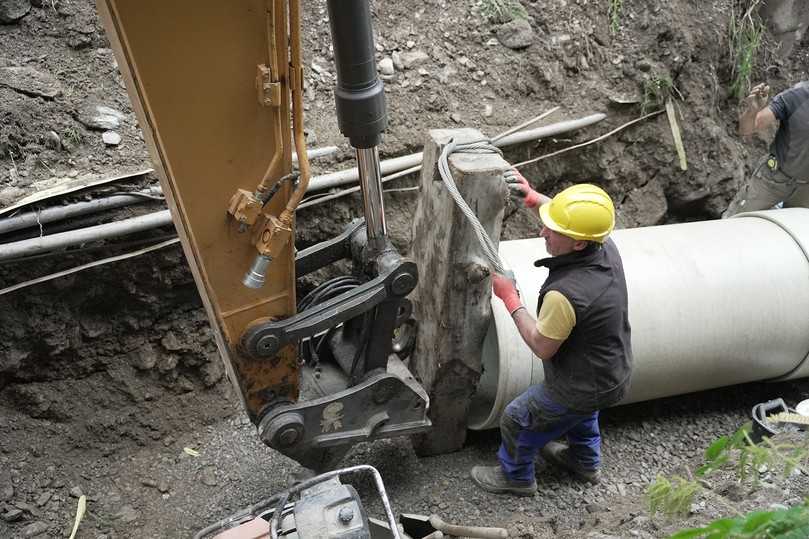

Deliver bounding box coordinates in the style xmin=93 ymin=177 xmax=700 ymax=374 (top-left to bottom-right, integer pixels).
xmin=471 ymin=180 xmax=633 ymax=496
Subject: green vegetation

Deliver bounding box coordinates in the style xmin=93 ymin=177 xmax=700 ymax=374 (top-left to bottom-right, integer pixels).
xmin=669 ymin=503 xmax=809 ymax=539
xmin=608 ymin=0 xmax=622 ymax=35
xmin=647 ymin=424 xmax=809 ymax=538
xmin=641 ymin=75 xmax=676 ymax=115
xmin=728 ymin=0 xmax=765 ymax=100
xmin=477 ymin=0 xmax=527 ymax=24
xmin=696 ymin=425 xmax=809 ymax=485
xmin=649 ymin=475 xmax=701 ymax=518
xmin=64 ymin=126 xmax=84 ymax=147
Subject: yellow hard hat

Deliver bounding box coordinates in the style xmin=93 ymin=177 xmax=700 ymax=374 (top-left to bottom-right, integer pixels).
xmin=538 ymin=184 xmax=615 ymax=243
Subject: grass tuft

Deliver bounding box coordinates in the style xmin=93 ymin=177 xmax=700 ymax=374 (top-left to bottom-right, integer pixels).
xmin=477 ymin=0 xmax=528 ymax=24
xmin=728 ymin=0 xmax=765 ymax=100
xmin=608 ymin=0 xmax=622 ymax=35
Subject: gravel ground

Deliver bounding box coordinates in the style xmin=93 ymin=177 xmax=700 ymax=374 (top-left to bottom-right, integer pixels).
xmin=3 ymin=1 xmax=809 ymax=538
xmin=4 ymin=377 xmax=807 ymax=538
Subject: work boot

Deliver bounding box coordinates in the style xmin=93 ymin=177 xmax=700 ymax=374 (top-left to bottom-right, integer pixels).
xmin=540 ymin=441 xmax=601 ymax=484
xmin=470 ymin=465 xmax=537 ymax=497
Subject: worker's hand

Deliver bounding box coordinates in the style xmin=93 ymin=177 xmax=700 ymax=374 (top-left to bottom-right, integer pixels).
xmin=492 ymin=273 xmax=523 ymax=315
xmin=503 ymin=169 xmax=543 ymax=209
xmin=742 ymin=83 xmax=770 ymax=113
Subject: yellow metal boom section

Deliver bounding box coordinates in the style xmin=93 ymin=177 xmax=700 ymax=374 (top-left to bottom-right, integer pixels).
xmin=97 ymin=0 xmax=299 ymax=420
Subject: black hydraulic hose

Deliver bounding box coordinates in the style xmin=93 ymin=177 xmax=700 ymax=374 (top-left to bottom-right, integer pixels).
xmin=305 ymin=282 xmax=361 ymax=363
xmin=298 ymin=276 xmax=363 ymax=365
xmin=349 ymin=310 xmax=373 ymax=380
xmin=298 ymin=276 xmax=361 ymax=310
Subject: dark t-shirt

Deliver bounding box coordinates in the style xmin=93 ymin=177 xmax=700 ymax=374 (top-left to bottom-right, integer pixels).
xmin=769 ymin=81 xmax=809 ymax=181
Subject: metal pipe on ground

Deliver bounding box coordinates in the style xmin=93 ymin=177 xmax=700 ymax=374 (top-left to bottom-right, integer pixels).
xmin=306 ymin=113 xmax=606 ymax=192
xmin=0 ymin=210 xmax=174 ymax=262
xmin=469 ymin=208 xmax=809 ymax=430
xmin=0 ymin=114 xmax=605 ymax=262
xmin=0 ymin=188 xmax=163 ymax=236
xmin=0 ymin=147 xmax=335 ymax=237
xmin=292 ymin=145 xmax=339 ymax=163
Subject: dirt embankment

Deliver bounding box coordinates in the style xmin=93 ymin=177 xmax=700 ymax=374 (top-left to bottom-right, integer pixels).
xmin=1 ymin=0 xmax=808 ymax=537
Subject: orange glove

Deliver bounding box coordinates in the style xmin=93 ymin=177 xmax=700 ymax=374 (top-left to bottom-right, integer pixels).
xmin=492 ymin=273 xmax=523 ymax=315
xmin=504 ymin=169 xmax=542 ymax=209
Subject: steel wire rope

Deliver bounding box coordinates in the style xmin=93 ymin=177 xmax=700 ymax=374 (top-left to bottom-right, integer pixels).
xmin=437 ymin=138 xmax=508 ymax=274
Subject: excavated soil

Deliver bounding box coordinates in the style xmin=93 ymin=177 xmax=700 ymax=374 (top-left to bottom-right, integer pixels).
xmin=1 ymin=0 xmax=809 ymax=537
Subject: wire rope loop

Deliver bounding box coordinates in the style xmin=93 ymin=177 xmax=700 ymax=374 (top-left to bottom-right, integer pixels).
xmin=438 ymin=138 xmax=507 ymax=275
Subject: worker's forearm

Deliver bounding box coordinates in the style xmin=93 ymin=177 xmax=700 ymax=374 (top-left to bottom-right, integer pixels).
xmin=512 ymin=308 xmax=547 ymax=360
xmin=738 ymin=108 xmax=759 ymax=137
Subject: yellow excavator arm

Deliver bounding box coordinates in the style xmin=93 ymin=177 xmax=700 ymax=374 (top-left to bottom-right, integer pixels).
xmin=98 ymin=0 xmax=301 ymax=418
xmin=98 ymin=0 xmax=429 ymax=471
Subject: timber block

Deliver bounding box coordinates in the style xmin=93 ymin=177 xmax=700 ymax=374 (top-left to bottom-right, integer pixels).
xmin=409 ymin=128 xmax=510 ymax=456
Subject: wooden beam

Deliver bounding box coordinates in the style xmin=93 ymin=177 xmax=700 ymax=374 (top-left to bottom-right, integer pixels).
xmin=409 ymin=128 xmax=509 ymax=455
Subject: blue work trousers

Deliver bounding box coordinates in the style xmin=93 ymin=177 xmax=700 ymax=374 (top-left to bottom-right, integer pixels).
xmin=497 ymin=383 xmax=601 ymax=482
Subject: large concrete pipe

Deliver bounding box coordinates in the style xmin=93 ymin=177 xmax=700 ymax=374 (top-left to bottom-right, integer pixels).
xmin=469 ymin=209 xmax=809 ymax=430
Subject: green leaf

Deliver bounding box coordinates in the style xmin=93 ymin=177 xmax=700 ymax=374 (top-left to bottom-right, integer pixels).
xmin=696 ymin=454 xmax=729 ymax=477
xmin=668 ymin=528 xmax=709 ymax=539
xmin=730 ymin=423 xmax=751 ymax=447
xmin=739 ymin=510 xmax=774 ymax=532
xmin=780 ymin=524 xmax=809 ymax=539
xmin=699 ymin=517 xmax=737 ymax=534
xmin=704 ymin=436 xmax=729 ymax=461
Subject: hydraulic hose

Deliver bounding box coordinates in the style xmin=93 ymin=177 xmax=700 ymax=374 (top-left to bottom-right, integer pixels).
xmin=254 ymin=2 xmax=285 ymax=202
xmin=281 ymin=0 xmax=311 ymax=217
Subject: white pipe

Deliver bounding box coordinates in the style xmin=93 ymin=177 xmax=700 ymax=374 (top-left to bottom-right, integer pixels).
xmin=0 ymin=115 xmax=606 ymax=258
xmin=307 ymin=113 xmax=606 ymax=192
xmin=469 ymin=209 xmax=809 ymax=430
xmin=0 ymin=210 xmax=174 ymax=261
xmin=309 ymin=153 xmax=424 ymax=192
xmin=493 ymin=113 xmax=606 ymax=147
xmin=292 ymin=145 xmax=339 ymax=163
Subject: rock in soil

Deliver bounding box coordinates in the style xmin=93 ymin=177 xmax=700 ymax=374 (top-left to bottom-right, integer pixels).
xmin=1 ymin=508 xmax=23 ymax=522
xmin=77 ymin=103 xmax=126 ymax=130
xmin=0 ymin=66 xmax=61 ymax=98
xmin=21 ymin=521 xmax=49 ymax=537
xmin=114 ymin=505 xmax=139 ymax=524
xmin=0 ymin=0 xmax=31 ymax=23
xmin=496 ymin=19 xmax=535 ymax=49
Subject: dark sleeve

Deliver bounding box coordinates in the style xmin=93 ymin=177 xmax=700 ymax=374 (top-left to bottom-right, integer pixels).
xmin=769 ymin=86 xmax=806 ymax=122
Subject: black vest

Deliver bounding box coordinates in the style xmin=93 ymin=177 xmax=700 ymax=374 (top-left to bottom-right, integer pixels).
xmin=535 ymin=238 xmax=633 ymax=412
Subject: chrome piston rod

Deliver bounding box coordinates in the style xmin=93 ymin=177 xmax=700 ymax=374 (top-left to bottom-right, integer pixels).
xmin=356 ymin=146 xmax=387 ymax=245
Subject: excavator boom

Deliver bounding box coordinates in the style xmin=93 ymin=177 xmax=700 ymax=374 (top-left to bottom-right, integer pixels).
xmin=98 ymin=0 xmax=429 ymax=471
xmin=97 ymin=0 xmax=299 ymax=416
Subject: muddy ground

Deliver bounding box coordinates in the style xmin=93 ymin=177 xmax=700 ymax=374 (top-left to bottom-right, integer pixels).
xmin=1 ymin=0 xmax=809 ymax=537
